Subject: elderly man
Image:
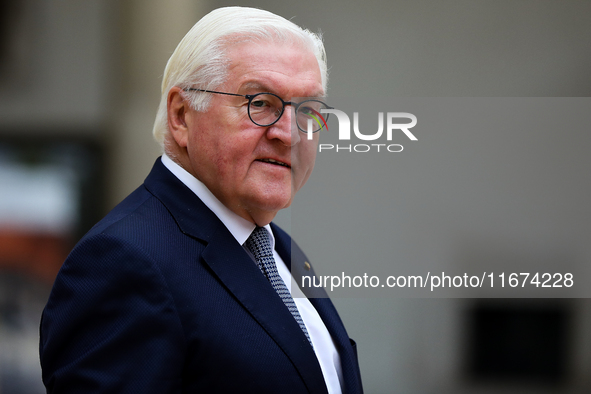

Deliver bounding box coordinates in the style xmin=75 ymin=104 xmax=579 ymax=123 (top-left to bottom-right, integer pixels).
xmin=40 ymin=7 xmax=362 ymax=393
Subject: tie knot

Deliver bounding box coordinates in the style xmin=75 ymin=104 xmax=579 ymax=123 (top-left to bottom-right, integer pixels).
xmin=245 ymin=226 xmax=273 ymax=261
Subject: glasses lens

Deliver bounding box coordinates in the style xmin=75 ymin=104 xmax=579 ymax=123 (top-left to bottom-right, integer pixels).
xmin=248 ymin=93 xmax=283 ymax=126
xmin=296 ymin=100 xmax=330 ymax=133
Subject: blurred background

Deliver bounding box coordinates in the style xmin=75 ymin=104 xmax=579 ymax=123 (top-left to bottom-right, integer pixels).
xmin=0 ymin=0 xmax=590 ymax=393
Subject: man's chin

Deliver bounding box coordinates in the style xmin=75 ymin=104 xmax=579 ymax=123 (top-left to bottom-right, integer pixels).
xmin=245 ymin=194 xmax=292 ymax=223
xmin=257 ymin=195 xmax=293 ymax=213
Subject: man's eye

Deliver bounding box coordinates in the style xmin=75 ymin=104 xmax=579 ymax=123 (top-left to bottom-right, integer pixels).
xmin=300 ymin=106 xmax=313 ymax=115
xmin=251 ymin=100 xmax=268 ymax=108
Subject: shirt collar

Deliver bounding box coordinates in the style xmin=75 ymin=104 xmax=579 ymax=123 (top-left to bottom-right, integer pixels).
xmin=161 ymin=154 xmax=275 ymax=247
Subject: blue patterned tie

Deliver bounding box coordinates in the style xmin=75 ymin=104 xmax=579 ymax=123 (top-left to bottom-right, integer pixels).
xmin=246 ymin=226 xmax=312 ymax=346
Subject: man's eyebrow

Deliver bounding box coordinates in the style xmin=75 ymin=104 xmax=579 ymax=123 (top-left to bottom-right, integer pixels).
xmin=309 ymin=89 xmax=326 ymax=98
xmin=240 ymin=81 xmax=325 ymax=98
xmin=241 ymin=82 xmax=271 ymax=93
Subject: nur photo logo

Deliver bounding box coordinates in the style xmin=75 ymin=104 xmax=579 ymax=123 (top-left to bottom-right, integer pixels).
xmin=304 ymin=108 xmax=418 ymax=153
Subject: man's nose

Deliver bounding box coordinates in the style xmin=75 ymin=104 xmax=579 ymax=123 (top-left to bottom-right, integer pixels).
xmin=267 ymin=108 xmax=300 ymax=146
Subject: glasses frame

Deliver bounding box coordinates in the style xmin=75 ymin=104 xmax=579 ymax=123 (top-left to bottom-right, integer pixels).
xmin=184 ymin=88 xmax=331 ymax=132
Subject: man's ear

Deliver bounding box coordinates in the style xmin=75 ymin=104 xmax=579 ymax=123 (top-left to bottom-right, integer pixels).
xmin=167 ymin=87 xmax=192 ymax=148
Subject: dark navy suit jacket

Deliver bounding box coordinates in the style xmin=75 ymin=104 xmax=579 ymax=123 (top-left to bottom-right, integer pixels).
xmin=40 ymin=158 xmax=363 ymax=393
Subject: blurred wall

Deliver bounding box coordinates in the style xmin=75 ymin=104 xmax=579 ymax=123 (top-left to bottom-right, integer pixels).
xmin=108 ymin=0 xmax=205 ymax=207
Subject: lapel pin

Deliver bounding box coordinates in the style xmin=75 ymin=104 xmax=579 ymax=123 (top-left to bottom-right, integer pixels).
xmin=304 ymin=261 xmax=311 ymax=271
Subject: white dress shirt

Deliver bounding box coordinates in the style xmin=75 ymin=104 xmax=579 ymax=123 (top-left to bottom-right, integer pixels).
xmin=161 ymin=154 xmax=342 ymax=394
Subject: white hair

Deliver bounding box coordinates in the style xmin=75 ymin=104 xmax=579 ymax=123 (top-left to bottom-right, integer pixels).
xmin=152 ymin=6 xmax=328 ymax=148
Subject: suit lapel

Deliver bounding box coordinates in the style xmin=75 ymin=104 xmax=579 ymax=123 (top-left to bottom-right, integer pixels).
xmin=201 ymin=236 xmax=328 ymax=393
xmin=143 ymin=159 xmax=328 ymax=393
xmin=273 ymin=223 xmax=363 ymax=394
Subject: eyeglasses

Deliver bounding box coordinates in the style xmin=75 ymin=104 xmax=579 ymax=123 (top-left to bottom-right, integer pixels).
xmin=184 ymin=88 xmax=331 ymax=133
